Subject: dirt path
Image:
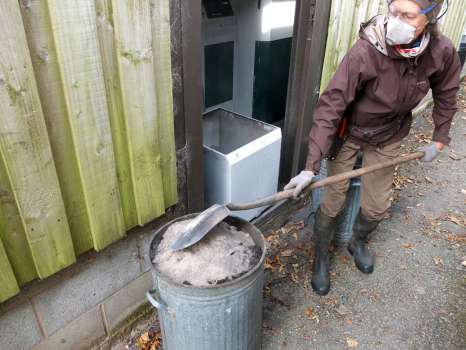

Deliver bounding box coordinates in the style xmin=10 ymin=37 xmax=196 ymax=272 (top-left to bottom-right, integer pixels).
xmin=261 ymin=82 xmax=466 ymax=350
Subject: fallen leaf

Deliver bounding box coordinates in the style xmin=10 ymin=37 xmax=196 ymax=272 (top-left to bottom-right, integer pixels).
xmin=433 ymin=256 xmax=444 ymax=266
xmin=445 ymin=214 xmax=465 ymax=227
xmin=136 ymin=332 xmax=150 ymax=349
xmin=425 ymin=176 xmax=433 ymax=184
xmin=346 ymin=337 xmax=358 ymax=348
xmin=305 ymin=306 xmax=314 ymax=319
xmin=290 ymin=273 xmax=300 ymax=284
xmin=264 ymin=257 xmax=275 ymax=271
xmin=449 ymin=153 xmax=462 ymax=161
xmin=402 ymin=243 xmax=415 ymax=249
xmin=335 ymin=304 xmax=351 ymax=316
xmin=281 ymin=249 xmax=293 ymax=257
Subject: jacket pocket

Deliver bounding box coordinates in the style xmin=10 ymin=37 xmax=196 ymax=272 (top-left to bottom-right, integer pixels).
xmin=349 ymin=117 xmax=404 ymax=145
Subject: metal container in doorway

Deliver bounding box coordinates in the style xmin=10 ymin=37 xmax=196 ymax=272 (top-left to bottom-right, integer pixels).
xmin=146 ymin=213 xmax=266 ymax=350
xmin=203 ymin=108 xmax=282 ymax=221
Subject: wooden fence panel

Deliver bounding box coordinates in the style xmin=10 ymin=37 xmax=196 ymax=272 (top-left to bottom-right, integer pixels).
xmin=20 ymin=0 xmax=94 ymax=254
xmin=0 ymin=240 xmax=19 ymax=303
xmin=320 ymin=0 xmax=384 ymax=90
xmin=0 ymin=0 xmax=75 ymax=281
xmin=441 ymin=0 xmax=466 ymax=48
xmin=45 ymin=0 xmax=126 ymax=250
xmin=110 ymin=0 xmax=166 ymax=225
xmin=1 ymin=0 xmax=179 ymax=302
xmin=320 ymin=0 xmax=466 ymax=91
xmin=151 ymin=0 xmax=178 ymax=208
xmin=96 ymin=0 xmax=139 ymax=229
xmin=0 ymin=152 xmax=37 ymax=285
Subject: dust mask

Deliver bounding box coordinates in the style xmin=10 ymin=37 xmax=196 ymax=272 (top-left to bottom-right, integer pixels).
xmin=386 ymin=16 xmax=416 ymax=45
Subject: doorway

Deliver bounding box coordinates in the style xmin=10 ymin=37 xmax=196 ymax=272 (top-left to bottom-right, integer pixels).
xmin=201 ymin=0 xmax=296 ymax=128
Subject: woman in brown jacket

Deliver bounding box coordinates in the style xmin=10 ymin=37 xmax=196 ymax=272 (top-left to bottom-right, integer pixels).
xmin=285 ymin=0 xmax=461 ymax=295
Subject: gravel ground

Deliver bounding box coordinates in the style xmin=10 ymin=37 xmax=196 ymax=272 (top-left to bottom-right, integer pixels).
xmin=109 ymin=81 xmax=466 ymax=350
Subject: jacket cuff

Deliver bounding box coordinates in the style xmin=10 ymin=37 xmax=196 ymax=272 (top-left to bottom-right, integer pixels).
xmin=432 ymin=131 xmax=451 ymax=146
xmin=305 ymin=158 xmax=321 ymax=174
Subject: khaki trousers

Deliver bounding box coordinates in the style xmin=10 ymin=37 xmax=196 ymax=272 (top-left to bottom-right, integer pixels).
xmin=319 ymin=140 xmax=402 ymax=222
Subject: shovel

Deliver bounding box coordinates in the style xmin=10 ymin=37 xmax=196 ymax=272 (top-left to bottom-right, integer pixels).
xmin=171 ymin=151 xmax=424 ymax=251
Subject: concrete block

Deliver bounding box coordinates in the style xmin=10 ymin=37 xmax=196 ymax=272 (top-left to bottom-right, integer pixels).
xmin=103 ymin=271 xmax=153 ymax=331
xmin=33 ymin=305 xmax=105 ymax=350
xmin=0 ymin=300 xmax=43 ymax=349
xmin=33 ymin=235 xmax=141 ymax=335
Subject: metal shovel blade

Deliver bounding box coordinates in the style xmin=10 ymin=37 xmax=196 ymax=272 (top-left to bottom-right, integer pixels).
xmin=170 ymin=204 xmax=231 ymax=251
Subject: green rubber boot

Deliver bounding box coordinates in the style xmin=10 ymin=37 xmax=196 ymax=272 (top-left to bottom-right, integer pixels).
xmin=311 ymin=208 xmax=337 ymax=295
xmin=347 ymin=210 xmax=379 ymax=274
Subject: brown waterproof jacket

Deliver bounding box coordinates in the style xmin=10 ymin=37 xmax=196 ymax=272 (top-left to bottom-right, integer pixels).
xmin=305 ymin=29 xmax=461 ymax=173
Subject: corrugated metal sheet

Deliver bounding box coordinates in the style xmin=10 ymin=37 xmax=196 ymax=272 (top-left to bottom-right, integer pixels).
xmin=0 ymin=0 xmax=177 ymax=302
xmin=321 ymin=0 xmax=466 ymax=90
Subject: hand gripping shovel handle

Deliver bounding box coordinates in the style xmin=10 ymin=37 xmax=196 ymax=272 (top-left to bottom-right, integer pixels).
xmin=226 ymin=151 xmax=424 ymax=211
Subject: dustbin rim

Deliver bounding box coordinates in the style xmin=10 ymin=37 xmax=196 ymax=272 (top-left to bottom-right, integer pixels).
xmin=149 ymin=213 xmax=266 ymax=291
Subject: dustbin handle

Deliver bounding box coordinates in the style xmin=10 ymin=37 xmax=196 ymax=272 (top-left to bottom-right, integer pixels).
xmin=146 ymin=289 xmax=168 ymax=311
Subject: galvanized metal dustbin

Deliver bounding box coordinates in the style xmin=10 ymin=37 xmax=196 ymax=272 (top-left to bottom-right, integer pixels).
xmin=146 ymin=214 xmax=266 ymax=350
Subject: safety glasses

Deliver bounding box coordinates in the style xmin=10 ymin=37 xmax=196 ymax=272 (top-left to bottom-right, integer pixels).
xmin=388 ymin=4 xmax=423 ymax=21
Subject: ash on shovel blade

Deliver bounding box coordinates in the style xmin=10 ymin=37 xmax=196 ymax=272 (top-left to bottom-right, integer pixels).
xmin=153 ymin=220 xmax=261 ymax=287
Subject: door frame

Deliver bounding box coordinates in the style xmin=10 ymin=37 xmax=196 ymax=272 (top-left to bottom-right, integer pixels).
xmin=171 ymin=0 xmax=332 ymax=212
xmin=280 ymin=0 xmax=331 ymax=184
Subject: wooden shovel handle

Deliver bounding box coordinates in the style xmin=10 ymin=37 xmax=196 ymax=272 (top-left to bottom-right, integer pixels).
xmin=226 ymin=151 xmax=424 ymax=211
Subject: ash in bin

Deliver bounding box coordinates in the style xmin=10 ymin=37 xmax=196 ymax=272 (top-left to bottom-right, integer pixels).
xmin=153 ymin=220 xmax=261 ymax=287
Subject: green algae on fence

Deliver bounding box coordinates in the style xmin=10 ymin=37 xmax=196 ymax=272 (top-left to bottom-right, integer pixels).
xmin=110 ymin=0 xmax=166 ymax=225
xmin=0 ymin=150 xmax=38 ymax=286
xmin=0 ymin=239 xmax=19 ymax=303
xmin=0 ymin=0 xmax=76 ymax=293
xmin=1 ymin=0 xmax=179 ymax=302
xmin=20 ymin=0 xmax=95 ymax=255
xmin=151 ymin=0 xmax=178 ymax=209
xmin=45 ymin=0 xmax=126 ymax=250
xmin=96 ymin=0 xmax=175 ymax=228
xmin=96 ymin=0 xmax=139 ymax=229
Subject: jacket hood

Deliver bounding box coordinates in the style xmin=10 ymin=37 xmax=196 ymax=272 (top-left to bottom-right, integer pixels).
xmin=360 ymin=15 xmax=390 ymax=56
xmin=359 ymin=14 xmax=430 ymax=59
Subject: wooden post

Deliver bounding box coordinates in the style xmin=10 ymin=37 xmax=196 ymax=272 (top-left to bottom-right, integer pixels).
xmin=295 ymin=0 xmax=332 ymax=173
xmin=281 ymin=0 xmax=315 ymax=184
xmin=180 ymin=0 xmax=205 ymax=213
xmin=281 ymin=0 xmax=332 ymax=181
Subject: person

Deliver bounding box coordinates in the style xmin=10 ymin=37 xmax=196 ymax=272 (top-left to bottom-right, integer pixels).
xmin=284 ymin=0 xmax=461 ymax=295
